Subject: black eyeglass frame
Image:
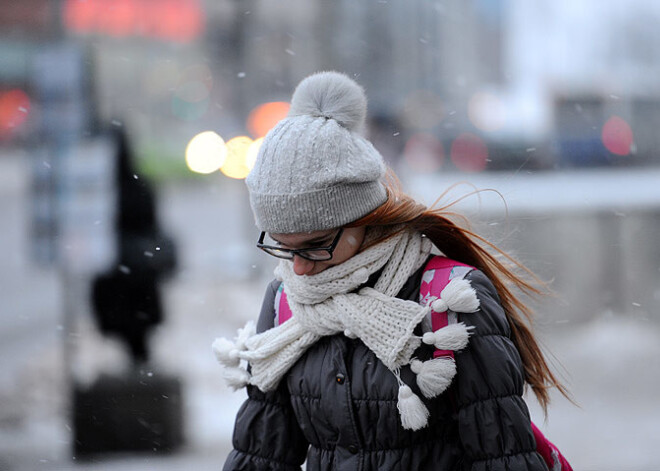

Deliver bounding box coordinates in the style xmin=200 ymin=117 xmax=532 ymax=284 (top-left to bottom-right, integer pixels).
xmin=257 ymin=228 xmax=344 ymax=261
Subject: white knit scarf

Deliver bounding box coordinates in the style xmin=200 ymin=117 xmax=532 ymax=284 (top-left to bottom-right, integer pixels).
xmin=214 ymin=226 xmax=479 ymax=430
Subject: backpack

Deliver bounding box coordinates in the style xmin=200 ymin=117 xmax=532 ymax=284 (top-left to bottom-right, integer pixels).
xmin=274 ymin=255 xmax=572 ymax=471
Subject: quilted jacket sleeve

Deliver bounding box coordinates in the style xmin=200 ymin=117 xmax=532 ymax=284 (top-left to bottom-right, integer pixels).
xmin=223 ymin=281 xmax=309 ymax=471
xmin=454 ymin=270 xmax=549 ymax=471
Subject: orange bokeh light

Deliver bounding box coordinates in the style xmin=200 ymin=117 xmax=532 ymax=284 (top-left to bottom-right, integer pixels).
xmin=602 ymin=115 xmax=633 ymax=156
xmin=0 ymin=89 xmax=30 ymax=138
xmin=450 ymin=133 xmax=488 ymax=172
xmin=247 ymin=102 xmax=290 ymax=139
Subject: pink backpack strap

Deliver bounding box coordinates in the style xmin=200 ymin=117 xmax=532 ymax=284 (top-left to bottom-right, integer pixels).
xmin=419 ymin=256 xmax=474 ymax=359
xmin=422 ymin=257 xmax=572 ymax=471
xmin=273 ymin=283 xmax=293 ymax=326
xmin=531 ymin=422 xmax=573 ymax=471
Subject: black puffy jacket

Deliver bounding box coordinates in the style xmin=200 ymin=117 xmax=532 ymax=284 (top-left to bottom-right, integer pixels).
xmin=223 ymin=261 xmax=548 ymax=471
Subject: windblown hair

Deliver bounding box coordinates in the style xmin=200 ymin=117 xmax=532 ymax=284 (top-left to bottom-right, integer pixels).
xmin=349 ymin=171 xmax=570 ymax=412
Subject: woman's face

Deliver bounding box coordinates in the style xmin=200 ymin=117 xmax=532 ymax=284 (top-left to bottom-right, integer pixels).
xmin=270 ymin=226 xmax=366 ymax=276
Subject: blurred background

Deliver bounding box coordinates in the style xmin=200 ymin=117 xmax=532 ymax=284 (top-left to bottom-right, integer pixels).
xmin=1 ymin=0 xmax=659 ymax=469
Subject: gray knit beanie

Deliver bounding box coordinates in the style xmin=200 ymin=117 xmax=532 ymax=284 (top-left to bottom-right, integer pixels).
xmin=246 ymin=71 xmax=388 ymax=234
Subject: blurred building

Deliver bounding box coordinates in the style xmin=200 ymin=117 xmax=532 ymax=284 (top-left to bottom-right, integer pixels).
xmin=209 ymin=0 xmax=660 ymax=170
xmin=3 ymin=0 xmax=660 ymax=171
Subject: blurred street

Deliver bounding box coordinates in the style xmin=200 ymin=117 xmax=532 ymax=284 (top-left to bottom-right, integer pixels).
xmin=2 ymin=1 xmax=660 ymax=469
xmin=1 ymin=151 xmax=660 ymax=470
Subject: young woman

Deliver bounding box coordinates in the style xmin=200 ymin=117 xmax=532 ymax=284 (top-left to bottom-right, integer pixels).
xmin=214 ymin=71 xmax=570 ymax=470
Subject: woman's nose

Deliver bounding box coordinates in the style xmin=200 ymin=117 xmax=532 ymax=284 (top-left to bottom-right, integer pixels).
xmin=292 ymin=255 xmax=315 ymax=275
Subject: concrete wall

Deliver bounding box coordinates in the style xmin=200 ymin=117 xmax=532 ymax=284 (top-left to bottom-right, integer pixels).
xmin=405 ymin=168 xmax=660 ymax=326
xmin=474 ymin=209 xmax=660 ymax=324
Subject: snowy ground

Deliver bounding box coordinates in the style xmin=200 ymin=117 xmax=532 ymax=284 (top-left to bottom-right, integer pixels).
xmin=1 ymin=153 xmax=660 ymax=470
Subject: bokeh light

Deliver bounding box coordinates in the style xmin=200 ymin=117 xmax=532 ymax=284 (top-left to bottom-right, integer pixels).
xmin=63 ymin=0 xmax=96 ymax=32
xmin=102 ymin=0 xmax=136 ymax=37
xmin=247 ymin=102 xmax=290 ymax=138
xmin=246 ymin=137 xmax=263 ymax=171
xmin=401 ymin=90 xmax=444 ymax=130
xmin=602 ymin=115 xmax=634 ymax=156
xmin=0 ymin=89 xmax=30 ymax=138
xmin=171 ymin=63 xmax=212 ymax=121
xmin=63 ymin=0 xmax=204 ymax=43
xmin=403 ymin=132 xmax=444 ymax=172
xmin=221 ymin=136 xmax=254 ymax=179
xmin=155 ymin=0 xmax=204 ymax=42
xmin=185 ymin=131 xmax=227 ymax=174
xmin=468 ymin=92 xmax=507 ymax=132
xmin=450 ymin=133 xmax=488 ymax=172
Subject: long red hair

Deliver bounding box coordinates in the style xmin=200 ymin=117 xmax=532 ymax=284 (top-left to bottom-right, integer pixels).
xmin=349 ymin=171 xmax=570 ymax=412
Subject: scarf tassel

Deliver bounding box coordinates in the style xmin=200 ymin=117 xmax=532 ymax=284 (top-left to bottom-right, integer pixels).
xmin=212 ymin=321 xmax=257 ymax=389
xmin=235 ymin=320 xmax=257 ymax=348
xmin=397 ymin=384 xmax=430 ymax=430
xmin=410 ymin=357 xmax=456 ymax=398
xmin=212 ymin=337 xmax=251 ymax=390
xmin=430 ymin=278 xmax=480 ymax=314
xmin=212 ymin=337 xmax=242 ymax=367
xmin=421 ymin=323 xmax=473 ymax=351
xmin=212 ymin=321 xmax=256 ymax=364
xmin=223 ymin=366 xmax=251 ymax=390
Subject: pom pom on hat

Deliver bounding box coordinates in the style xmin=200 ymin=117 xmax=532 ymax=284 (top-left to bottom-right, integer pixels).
xmin=288 ymin=71 xmax=367 ymax=133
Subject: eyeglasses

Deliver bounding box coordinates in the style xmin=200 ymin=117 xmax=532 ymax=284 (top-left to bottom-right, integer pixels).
xmin=257 ymin=229 xmax=344 ymax=261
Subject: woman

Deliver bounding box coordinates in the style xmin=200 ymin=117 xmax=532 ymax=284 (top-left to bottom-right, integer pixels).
xmin=214 ymin=71 xmax=570 ymax=470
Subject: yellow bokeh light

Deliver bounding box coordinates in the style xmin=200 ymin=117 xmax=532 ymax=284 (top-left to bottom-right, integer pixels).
xmin=221 ymin=135 xmax=254 ymax=179
xmin=185 ymin=131 xmax=227 ymax=174
xmin=246 ymin=137 xmax=263 ymax=171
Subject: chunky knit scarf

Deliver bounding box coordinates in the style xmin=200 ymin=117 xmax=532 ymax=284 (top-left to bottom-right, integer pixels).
xmin=213 ymin=227 xmax=480 ymax=430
